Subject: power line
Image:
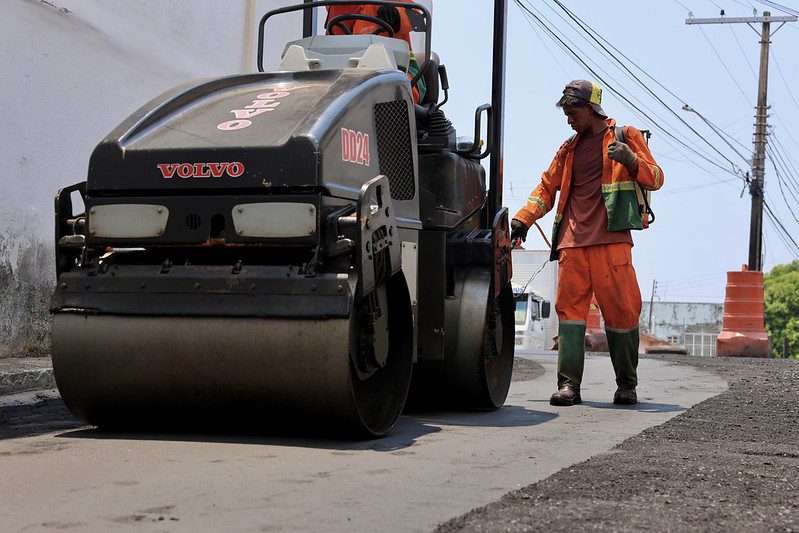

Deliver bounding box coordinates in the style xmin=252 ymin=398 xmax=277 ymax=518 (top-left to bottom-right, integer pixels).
xmin=697 ymin=25 xmax=754 ymax=106
xmin=550 ymin=0 xmax=749 ymax=176
xmin=522 ymin=0 xmax=749 ymax=181
xmin=520 ymin=8 xmax=572 ymax=78
xmin=768 ymin=150 xmax=799 ymax=226
xmin=773 ymin=113 xmax=799 ymax=152
xmin=755 ymin=0 xmax=799 ymax=17
xmin=514 ymin=0 xmax=742 ymax=181
xmin=728 ymin=24 xmax=758 ymax=80
xmin=771 ymin=132 xmax=799 ymax=183
xmin=771 ymin=49 xmax=799 ymax=115
xmin=660 ymin=178 xmax=740 ymax=195
xmin=764 ymin=207 xmax=799 ymax=259
xmin=764 ymin=199 xmax=799 ymax=251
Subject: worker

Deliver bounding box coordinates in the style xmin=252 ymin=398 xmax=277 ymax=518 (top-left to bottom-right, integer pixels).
xmin=325 ymin=2 xmax=427 ymax=103
xmin=510 ymin=80 xmax=664 ymax=407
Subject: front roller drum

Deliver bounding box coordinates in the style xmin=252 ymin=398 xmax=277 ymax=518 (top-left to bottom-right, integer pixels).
xmin=52 ymin=284 xmax=413 ymax=437
xmin=410 ymin=269 xmax=515 ymax=409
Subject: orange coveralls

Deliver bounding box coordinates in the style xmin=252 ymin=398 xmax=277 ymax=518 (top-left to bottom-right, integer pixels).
xmin=514 ymin=120 xmax=664 ymax=392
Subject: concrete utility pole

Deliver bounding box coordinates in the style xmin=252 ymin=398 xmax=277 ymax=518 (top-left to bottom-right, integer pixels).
xmin=687 ymin=12 xmax=797 ymax=271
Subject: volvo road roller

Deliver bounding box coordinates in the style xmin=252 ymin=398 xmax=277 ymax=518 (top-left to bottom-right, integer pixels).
xmin=50 ymin=0 xmax=514 ymax=437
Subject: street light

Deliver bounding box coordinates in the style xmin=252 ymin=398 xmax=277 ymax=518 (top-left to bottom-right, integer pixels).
xmin=681 ymin=104 xmax=752 ymax=167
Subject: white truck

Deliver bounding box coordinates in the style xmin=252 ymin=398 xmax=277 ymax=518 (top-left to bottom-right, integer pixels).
xmin=511 ymin=249 xmax=558 ymax=352
xmin=513 ymin=285 xmax=551 ymax=351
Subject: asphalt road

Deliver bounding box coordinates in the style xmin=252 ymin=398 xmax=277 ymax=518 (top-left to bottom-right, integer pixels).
xmin=439 ymin=356 xmax=799 ymax=532
xmin=0 ymin=354 xmax=726 ymax=532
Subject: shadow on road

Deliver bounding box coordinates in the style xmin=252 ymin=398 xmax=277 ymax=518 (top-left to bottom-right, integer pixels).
xmin=407 ymin=405 xmax=558 ymax=428
xmin=0 ymin=397 xmax=84 ymax=441
xmin=2 ymin=396 xmax=555 ymax=451
xmin=580 ymin=401 xmax=687 ymax=413
xmin=527 ymin=398 xmax=686 ymax=413
xmin=52 ymin=406 xmax=555 ymax=451
xmin=55 ymin=420 xmax=443 ymax=452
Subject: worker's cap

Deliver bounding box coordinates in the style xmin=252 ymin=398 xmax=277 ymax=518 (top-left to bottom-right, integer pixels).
xmin=557 ymin=80 xmax=607 ymax=118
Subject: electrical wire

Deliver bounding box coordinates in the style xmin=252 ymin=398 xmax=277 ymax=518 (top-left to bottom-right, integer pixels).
xmin=773 ymin=113 xmax=799 ymax=152
xmin=549 ymin=0 xmax=750 ymax=176
xmin=771 ymin=49 xmax=799 ymax=115
xmin=764 ymin=200 xmax=799 ymax=251
xmin=515 ymin=0 xmax=746 ymax=182
xmin=521 ymin=8 xmax=572 ymax=78
xmin=729 ymin=0 xmax=759 ymax=13
xmin=755 ymin=0 xmax=799 ymax=17
xmin=770 ymin=156 xmax=799 ymax=225
xmin=764 ymin=208 xmax=799 ymax=259
xmin=515 ymin=3 xmax=742 ymax=182
xmin=697 ymin=25 xmax=754 ymax=106
xmin=771 ymin=133 xmax=799 ymax=182
xmin=728 ymin=24 xmax=758 ymax=80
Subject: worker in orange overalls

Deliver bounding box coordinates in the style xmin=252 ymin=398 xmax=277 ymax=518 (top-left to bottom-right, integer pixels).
xmin=511 ymin=80 xmax=664 ymax=407
xmin=325 ymin=2 xmax=427 ymax=103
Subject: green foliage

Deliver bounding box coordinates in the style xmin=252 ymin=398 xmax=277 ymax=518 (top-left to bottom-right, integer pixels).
xmin=764 ymin=261 xmax=799 ymax=358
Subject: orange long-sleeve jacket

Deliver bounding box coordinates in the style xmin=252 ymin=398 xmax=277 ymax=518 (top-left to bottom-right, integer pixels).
xmin=513 ymin=119 xmax=664 ymax=259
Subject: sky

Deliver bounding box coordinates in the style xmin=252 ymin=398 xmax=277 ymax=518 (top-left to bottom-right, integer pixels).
xmin=432 ymin=0 xmax=799 ymax=303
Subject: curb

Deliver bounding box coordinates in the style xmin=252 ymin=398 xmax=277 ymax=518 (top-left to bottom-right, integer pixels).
xmin=0 ymin=368 xmax=56 ymax=395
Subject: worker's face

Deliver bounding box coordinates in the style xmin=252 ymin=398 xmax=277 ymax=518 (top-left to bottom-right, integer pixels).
xmin=562 ymin=104 xmax=595 ymax=133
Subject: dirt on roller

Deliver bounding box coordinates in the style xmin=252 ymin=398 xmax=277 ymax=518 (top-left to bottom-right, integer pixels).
xmin=438 ymin=356 xmax=799 ymax=532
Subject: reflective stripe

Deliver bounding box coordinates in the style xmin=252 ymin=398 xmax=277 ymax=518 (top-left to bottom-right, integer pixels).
xmin=560 ymin=320 xmax=586 ymax=326
xmin=554 ymin=213 xmax=563 ymax=222
xmin=602 ymin=181 xmax=636 ymax=193
xmin=654 ymin=167 xmax=662 ymax=189
xmin=528 ymin=196 xmax=547 ymax=211
xmin=605 ymin=325 xmax=639 ymax=334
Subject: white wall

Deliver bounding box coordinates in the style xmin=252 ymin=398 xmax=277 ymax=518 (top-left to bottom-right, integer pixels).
xmin=0 ymin=0 xmax=310 ymax=354
xmin=1 ymin=0 xmax=434 ymax=355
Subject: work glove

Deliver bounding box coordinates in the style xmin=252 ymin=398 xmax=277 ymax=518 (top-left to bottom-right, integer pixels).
xmin=511 ymin=219 xmax=529 ymax=245
xmin=607 ymin=140 xmax=638 ymax=170
xmin=376 ymin=6 xmax=402 ymax=33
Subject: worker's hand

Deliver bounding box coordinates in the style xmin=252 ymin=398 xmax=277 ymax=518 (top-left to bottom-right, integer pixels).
xmin=376 ymin=6 xmax=402 ymax=33
xmin=607 ymin=141 xmax=638 ymax=171
xmin=511 ymin=219 xmax=529 ymax=245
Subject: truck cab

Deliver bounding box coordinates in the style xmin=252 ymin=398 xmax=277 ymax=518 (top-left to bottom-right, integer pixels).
xmin=513 ymin=285 xmax=551 ymax=351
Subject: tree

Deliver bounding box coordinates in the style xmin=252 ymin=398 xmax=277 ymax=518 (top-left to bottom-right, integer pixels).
xmin=764 ymin=261 xmax=799 ymax=359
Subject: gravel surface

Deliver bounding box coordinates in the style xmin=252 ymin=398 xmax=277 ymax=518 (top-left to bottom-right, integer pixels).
xmin=511 ymin=356 xmax=546 ymax=382
xmin=438 ymin=356 xmax=799 ymax=532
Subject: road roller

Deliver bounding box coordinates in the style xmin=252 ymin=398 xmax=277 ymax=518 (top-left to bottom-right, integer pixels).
xmin=50 ymin=0 xmax=514 ymax=437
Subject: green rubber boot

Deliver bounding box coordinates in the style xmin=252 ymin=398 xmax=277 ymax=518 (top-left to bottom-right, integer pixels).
xmin=557 ymin=322 xmax=587 ymax=391
xmin=605 ymin=327 xmax=639 ymax=392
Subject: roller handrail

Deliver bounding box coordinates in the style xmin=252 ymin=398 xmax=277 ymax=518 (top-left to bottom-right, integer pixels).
xmin=257 ymin=0 xmax=432 ymax=87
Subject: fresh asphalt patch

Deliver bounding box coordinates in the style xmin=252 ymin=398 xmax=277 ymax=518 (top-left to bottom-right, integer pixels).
xmin=510 ymin=356 xmax=546 ymax=383
xmin=438 ymin=356 xmax=799 ymax=532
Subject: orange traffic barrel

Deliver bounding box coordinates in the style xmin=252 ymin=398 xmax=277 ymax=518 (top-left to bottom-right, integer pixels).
xmin=717 ymin=266 xmax=771 ymax=358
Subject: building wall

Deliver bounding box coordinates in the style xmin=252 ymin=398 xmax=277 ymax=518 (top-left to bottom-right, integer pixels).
xmin=0 ymin=0 xmax=325 ymax=355
xmin=640 ymin=301 xmax=723 ymax=356
xmin=511 ymin=249 xmax=558 ymax=351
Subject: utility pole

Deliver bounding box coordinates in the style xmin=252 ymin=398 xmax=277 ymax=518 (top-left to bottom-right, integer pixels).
xmin=687 ymin=12 xmax=797 ymax=271
xmin=648 ymin=279 xmax=657 ymax=334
